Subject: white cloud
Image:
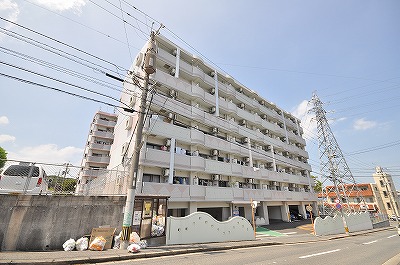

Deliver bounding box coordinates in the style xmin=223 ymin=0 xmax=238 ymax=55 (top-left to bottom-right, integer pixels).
xmin=291 ymin=100 xmax=316 ymax=141
xmin=8 ymin=144 xmax=83 ymax=164
xmin=0 ymin=116 xmax=9 ymax=125
xmin=353 ymin=118 xmax=377 ymax=131
xmin=0 ymin=0 xmax=20 ymax=31
xmin=32 ymin=0 xmax=86 ymax=12
xmin=0 ymin=134 xmax=16 ymax=143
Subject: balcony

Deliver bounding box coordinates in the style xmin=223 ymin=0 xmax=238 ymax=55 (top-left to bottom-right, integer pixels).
xmin=86 ymin=155 xmax=110 ymax=164
xmin=157 ymin=48 xmax=176 ymax=66
xmin=154 ymin=71 xmax=192 ymax=95
xmin=88 ymin=142 xmax=111 ymax=151
xmin=92 ymin=131 xmax=114 ymax=139
xmin=94 ymin=119 xmax=117 ymax=128
xmin=140 ymin=182 xmax=317 ymax=202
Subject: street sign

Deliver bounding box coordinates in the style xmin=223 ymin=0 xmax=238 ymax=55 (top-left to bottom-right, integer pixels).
xmin=306 ymin=205 xmax=313 ymax=212
xmin=334 ymin=199 xmax=340 ymax=204
xmin=335 ymin=203 xmax=341 ymax=209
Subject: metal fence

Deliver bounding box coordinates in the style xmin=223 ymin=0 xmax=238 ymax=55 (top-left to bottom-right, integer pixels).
xmin=0 ymin=159 xmax=129 ymax=196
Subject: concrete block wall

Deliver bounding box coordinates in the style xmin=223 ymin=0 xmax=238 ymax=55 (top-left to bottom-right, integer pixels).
xmin=0 ymin=195 xmax=125 ymax=251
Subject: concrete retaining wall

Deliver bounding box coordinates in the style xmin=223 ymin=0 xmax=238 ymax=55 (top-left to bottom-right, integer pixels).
xmin=166 ymin=212 xmax=255 ymax=245
xmin=314 ymin=212 xmax=373 ymax=236
xmin=0 ymin=194 xmax=125 ymax=251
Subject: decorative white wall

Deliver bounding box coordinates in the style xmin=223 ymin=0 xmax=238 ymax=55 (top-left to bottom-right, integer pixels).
xmin=314 ymin=212 xmax=373 ymax=236
xmin=166 ymin=212 xmax=255 ymax=245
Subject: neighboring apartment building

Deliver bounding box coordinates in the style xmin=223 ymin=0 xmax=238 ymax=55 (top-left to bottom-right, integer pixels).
xmin=76 ymin=111 xmax=118 ymax=194
xmin=319 ymin=183 xmax=380 ymax=213
xmin=108 ymin=35 xmax=316 ymax=224
xmin=373 ymin=166 xmax=400 ymax=217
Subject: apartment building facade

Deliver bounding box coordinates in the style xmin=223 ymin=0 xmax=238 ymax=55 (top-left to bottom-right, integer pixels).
xmin=108 ymin=35 xmax=317 ymax=224
xmin=373 ymin=166 xmax=400 ymax=217
xmin=76 ymin=111 xmax=117 ymax=194
xmin=320 ymin=183 xmax=381 ymax=213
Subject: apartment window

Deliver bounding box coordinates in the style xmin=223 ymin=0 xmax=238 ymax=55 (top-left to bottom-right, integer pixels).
xmin=383 ymin=191 xmax=388 ymax=198
xmin=387 ymin=202 xmax=392 ymax=210
xmin=380 ymin=180 xmax=384 ymax=187
xmin=142 ymin=174 xmax=161 ymax=183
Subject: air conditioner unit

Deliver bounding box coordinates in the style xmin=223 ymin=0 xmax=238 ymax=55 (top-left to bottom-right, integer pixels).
xmin=244 ymin=157 xmax=250 ymax=163
xmin=261 ymin=114 xmax=267 ymax=120
xmin=238 ymin=103 xmax=245 ymax=109
xmin=242 ymin=137 xmax=249 ymax=143
xmin=289 ymin=183 xmax=294 ymax=188
xmin=210 ymin=71 xmax=215 ymax=77
xmin=280 ymin=169 xmax=286 ymax=173
xmin=163 ymin=168 xmax=170 ymax=176
xmin=212 ymin=174 xmax=220 ymax=181
xmin=283 ymin=186 xmax=289 ymax=191
xmin=246 ymin=178 xmax=254 ymax=184
xmin=232 ymin=158 xmax=238 ymax=163
xmin=210 ymin=88 xmax=215 ymax=95
xmin=210 ymin=106 xmax=216 ymax=114
xmin=271 ymin=181 xmax=277 ymax=186
xmin=238 ymin=87 xmax=243 ymax=93
xmin=170 ymin=67 xmax=176 ymax=76
xmin=240 ymin=119 xmax=246 ymax=126
xmin=262 ymin=184 xmax=268 ymax=189
xmin=262 ymin=129 xmax=269 ymax=135
xmin=211 ymin=149 xmax=219 ymax=156
xmin=259 ymin=100 xmax=265 ymax=106
xmin=167 ymin=113 xmax=176 ymax=120
xmin=165 ymin=139 xmax=171 ymax=147
xmin=172 ymin=49 xmax=178 ymax=56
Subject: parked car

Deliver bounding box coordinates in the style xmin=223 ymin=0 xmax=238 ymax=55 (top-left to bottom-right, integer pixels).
xmin=390 ymin=215 xmax=400 ymax=221
xmin=0 ymin=163 xmax=48 ymax=194
xmin=290 ymin=211 xmax=304 ymax=221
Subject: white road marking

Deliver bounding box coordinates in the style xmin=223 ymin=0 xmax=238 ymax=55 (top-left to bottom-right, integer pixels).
xmin=362 ymin=240 xmax=377 ymax=245
xmin=299 ymin=249 xmax=341 ymax=259
xmin=387 ymin=235 xmax=397 ymax=239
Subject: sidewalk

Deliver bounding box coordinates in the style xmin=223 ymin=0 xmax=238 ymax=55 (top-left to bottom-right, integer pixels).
xmin=0 ymin=226 xmax=394 ymax=265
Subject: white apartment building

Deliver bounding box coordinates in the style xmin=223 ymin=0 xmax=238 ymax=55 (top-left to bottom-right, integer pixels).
xmin=108 ymin=35 xmax=317 ymax=224
xmin=76 ymin=111 xmax=117 ymax=194
xmin=373 ymin=166 xmax=400 ymax=217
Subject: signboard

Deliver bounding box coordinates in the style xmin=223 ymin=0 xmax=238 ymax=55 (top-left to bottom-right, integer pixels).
xmin=143 ymin=201 xmax=152 ymax=218
xmin=233 ymin=209 xmax=239 ymax=216
xmin=89 ymin=227 xmax=116 ymax=249
xmin=132 ymin=211 xmax=142 ymax=225
xmin=335 ymin=203 xmax=341 ymax=209
xmin=306 ymin=205 xmax=313 ymax=212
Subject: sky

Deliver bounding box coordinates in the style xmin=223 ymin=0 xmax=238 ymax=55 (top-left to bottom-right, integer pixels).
xmin=0 ymin=0 xmax=399 ymax=187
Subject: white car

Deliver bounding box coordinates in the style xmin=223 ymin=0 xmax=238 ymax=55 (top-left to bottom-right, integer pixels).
xmin=0 ymin=163 xmax=48 ymax=194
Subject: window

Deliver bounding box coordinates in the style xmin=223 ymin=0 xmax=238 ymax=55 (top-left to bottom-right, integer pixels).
xmin=142 ymin=174 xmax=161 ymax=183
xmin=380 ymin=180 xmax=384 ymax=187
xmin=383 ymin=191 xmax=388 ymax=198
xmin=387 ymin=202 xmax=392 ymax=210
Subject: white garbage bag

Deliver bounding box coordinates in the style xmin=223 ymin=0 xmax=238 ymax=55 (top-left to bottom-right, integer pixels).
xmin=62 ymin=238 xmax=76 ymax=251
xmin=127 ymin=243 xmax=141 ymax=253
xmin=75 ymin=237 xmax=89 ymax=251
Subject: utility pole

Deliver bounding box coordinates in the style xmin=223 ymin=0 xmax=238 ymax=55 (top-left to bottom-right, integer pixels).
xmin=120 ymin=31 xmax=157 ymax=249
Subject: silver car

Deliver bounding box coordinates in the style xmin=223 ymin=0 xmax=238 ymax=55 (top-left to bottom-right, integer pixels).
xmin=0 ymin=163 xmax=48 ymax=194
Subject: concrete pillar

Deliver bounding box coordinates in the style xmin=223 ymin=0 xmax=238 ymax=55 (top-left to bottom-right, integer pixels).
xmin=281 ymin=203 xmax=290 ymax=222
xmin=213 ymin=69 xmax=219 ymax=117
xmin=188 ymin=201 xmax=197 ymax=215
xmin=299 ymin=203 xmax=307 ymax=219
xmin=261 ymin=202 xmax=270 ymax=225
xmin=174 ymin=48 xmax=180 ymax=78
xmin=168 ymin=138 xmax=176 ymax=184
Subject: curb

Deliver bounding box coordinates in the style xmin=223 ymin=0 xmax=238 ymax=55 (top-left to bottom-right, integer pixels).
xmin=1 ymin=226 xmax=395 ymax=265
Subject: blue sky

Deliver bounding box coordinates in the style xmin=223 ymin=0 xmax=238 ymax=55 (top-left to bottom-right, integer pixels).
xmin=0 ymin=0 xmax=399 ymax=187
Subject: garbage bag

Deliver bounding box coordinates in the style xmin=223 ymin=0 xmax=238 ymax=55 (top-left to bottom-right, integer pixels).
xmin=62 ymin=238 xmax=76 ymax=251
xmin=76 ymin=237 xmax=89 ymax=251
xmin=138 ymin=240 xmax=147 ymax=249
xmin=127 ymin=243 xmax=141 ymax=253
xmin=129 ymin=232 xmax=140 ymax=243
xmin=89 ymin=236 xmax=107 ymax=251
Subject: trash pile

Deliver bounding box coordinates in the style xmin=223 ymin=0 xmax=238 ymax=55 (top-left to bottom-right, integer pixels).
xmin=62 ymin=228 xmax=147 ymax=253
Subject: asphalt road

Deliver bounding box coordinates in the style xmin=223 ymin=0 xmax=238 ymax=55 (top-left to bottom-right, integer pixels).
xmin=95 ymin=229 xmax=400 ymax=265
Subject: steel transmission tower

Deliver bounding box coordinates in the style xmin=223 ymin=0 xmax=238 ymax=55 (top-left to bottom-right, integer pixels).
xmin=310 ymin=93 xmax=366 ymax=217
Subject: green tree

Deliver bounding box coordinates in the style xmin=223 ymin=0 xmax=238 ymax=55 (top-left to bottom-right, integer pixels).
xmin=0 ymin=146 xmax=7 ymax=169
xmin=311 ymin=175 xmax=323 ymax=193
